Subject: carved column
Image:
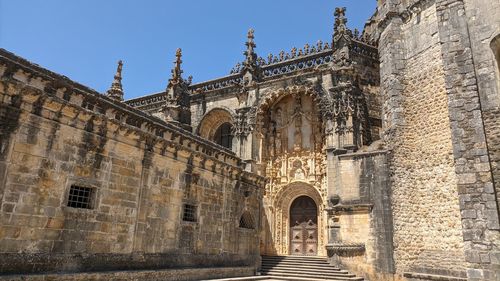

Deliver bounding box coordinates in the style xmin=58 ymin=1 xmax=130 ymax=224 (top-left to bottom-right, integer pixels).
xmin=233 ymin=107 xmax=254 ymax=171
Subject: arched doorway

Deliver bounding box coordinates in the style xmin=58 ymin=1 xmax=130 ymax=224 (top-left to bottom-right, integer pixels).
xmin=289 ymin=196 xmax=318 ymax=256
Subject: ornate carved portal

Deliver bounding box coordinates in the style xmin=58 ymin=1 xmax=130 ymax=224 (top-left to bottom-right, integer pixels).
xmin=256 ymin=87 xmax=327 ymax=256
xmin=256 ymin=89 xmax=326 ymax=189
xmin=290 ymin=196 xmax=318 ymax=256
xmin=270 ymin=182 xmax=326 ymax=256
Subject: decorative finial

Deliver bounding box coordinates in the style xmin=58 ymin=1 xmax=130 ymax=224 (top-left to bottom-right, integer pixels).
xmin=247 ymin=28 xmax=255 ymax=41
xmin=241 ymin=28 xmax=262 ymax=81
xmin=164 ymin=48 xmax=192 ymax=131
xmin=244 ymin=28 xmax=257 ymax=68
xmin=107 ymin=60 xmax=124 ymax=102
xmin=317 ymin=40 xmax=323 ymax=51
xmin=267 ymin=53 xmax=274 ymax=64
xmin=334 ymin=7 xmax=348 ymax=38
xmin=169 ymin=48 xmax=183 ymax=87
xmin=304 ymin=43 xmax=310 ymax=55
xmin=354 ymin=28 xmax=360 ymax=38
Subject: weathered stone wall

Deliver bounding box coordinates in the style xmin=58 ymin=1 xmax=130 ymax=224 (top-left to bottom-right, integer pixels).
xmin=330 ymin=150 xmax=394 ymax=281
xmin=462 ymin=0 xmax=500 ymax=221
xmin=434 ymin=0 xmax=500 ymax=279
xmin=0 ymin=266 xmax=255 ymax=281
xmin=396 ymin=4 xmax=466 ymax=275
xmin=0 ymin=49 xmax=264 ymax=277
xmin=378 ymin=1 xmax=469 ymax=279
xmin=379 ymin=0 xmax=500 ymax=279
xmin=483 ymin=108 xmax=500 ymax=210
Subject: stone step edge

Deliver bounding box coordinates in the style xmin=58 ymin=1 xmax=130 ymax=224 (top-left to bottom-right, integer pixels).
xmin=262 ymin=255 xmax=327 ymax=260
xmin=262 ymin=258 xmax=329 ymax=262
xmin=206 ymin=276 xmax=363 ymax=281
xmin=262 ymin=261 xmax=332 ymax=266
xmin=261 ymin=266 xmax=346 ymax=273
xmin=202 ymin=276 xmax=269 ymax=281
xmin=264 ymin=272 xmax=363 ymax=281
xmin=262 ymin=259 xmax=328 ymax=263
xmin=262 ymin=269 xmax=355 ymax=278
xmin=262 ymin=260 xmax=334 ymax=264
xmin=263 ymin=277 xmax=361 ymax=281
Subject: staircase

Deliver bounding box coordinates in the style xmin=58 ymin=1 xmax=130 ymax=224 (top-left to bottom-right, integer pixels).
xmin=260 ymin=256 xmax=364 ymax=281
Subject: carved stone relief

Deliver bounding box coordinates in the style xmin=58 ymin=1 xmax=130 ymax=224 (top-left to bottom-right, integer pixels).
xmin=256 ymin=86 xmax=328 ymax=256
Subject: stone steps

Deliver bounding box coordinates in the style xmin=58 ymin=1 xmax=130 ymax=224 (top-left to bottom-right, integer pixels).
xmin=260 ymin=256 xmax=364 ymax=281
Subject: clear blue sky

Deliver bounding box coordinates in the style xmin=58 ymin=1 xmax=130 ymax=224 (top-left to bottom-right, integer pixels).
xmin=0 ymin=1 xmax=377 ymax=100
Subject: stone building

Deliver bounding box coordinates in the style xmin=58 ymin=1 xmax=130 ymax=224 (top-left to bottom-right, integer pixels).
xmin=0 ymin=0 xmax=499 ymax=280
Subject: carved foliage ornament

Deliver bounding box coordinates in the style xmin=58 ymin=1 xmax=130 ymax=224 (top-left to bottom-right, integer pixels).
xmin=232 ymin=107 xmax=252 ymax=137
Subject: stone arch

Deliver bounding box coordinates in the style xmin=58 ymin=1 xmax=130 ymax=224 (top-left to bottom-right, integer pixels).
xmin=254 ymin=85 xmax=323 ymax=131
xmin=252 ymin=85 xmax=326 ymax=161
xmin=272 ymin=181 xmax=326 ymax=256
xmin=197 ymin=108 xmax=234 ymax=141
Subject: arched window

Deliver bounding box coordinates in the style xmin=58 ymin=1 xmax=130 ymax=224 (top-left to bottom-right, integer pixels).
xmin=214 ymin=122 xmax=232 ymax=149
xmin=239 ymin=211 xmax=255 ymax=229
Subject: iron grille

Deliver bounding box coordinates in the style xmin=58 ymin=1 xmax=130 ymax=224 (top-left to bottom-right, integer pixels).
xmin=67 ymin=185 xmax=94 ymax=209
xmin=239 ymin=211 xmax=255 ymax=229
xmin=182 ymin=204 xmax=197 ymax=222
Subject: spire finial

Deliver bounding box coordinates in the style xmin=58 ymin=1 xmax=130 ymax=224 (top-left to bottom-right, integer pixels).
xmin=107 ymin=60 xmax=124 ymax=101
xmin=169 ymin=48 xmax=183 ymax=86
xmin=247 ymin=28 xmax=255 ymax=41
xmin=164 ymin=48 xmax=192 ymax=131
xmin=334 ymin=7 xmax=347 ymax=35
xmin=244 ymin=28 xmax=257 ymax=68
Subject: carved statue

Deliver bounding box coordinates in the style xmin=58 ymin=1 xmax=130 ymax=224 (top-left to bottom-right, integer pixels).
xmin=294 ymin=168 xmax=305 ymax=180
xmin=275 ymin=131 xmax=282 ymax=154
xmin=293 ymin=95 xmax=303 ymax=150
xmin=268 ymin=131 xmax=275 ymax=157
xmin=315 ymin=130 xmax=323 ymax=150
xmin=275 ymin=107 xmax=283 ymax=128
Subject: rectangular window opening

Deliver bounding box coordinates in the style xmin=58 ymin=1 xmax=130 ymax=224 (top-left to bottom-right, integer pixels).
xmin=182 ymin=204 xmax=197 ymax=222
xmin=67 ymin=185 xmax=94 ymax=209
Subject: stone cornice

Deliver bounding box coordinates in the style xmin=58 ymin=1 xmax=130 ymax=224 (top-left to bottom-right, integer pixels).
xmin=0 ymin=48 xmax=266 ymax=188
xmin=331 ymin=203 xmax=373 ymax=213
xmin=338 ymin=149 xmax=388 ymax=159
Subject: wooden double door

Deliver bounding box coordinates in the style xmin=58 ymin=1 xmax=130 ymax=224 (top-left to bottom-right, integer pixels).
xmin=289 ymin=196 xmax=318 ymax=256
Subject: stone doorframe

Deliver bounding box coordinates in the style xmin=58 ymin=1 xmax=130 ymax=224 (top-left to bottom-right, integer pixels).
xmin=273 ymin=181 xmax=326 ymax=256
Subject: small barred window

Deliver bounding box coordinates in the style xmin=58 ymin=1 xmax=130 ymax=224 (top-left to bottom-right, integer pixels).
xmin=239 ymin=211 xmax=255 ymax=229
xmin=182 ymin=204 xmax=197 ymax=222
xmin=67 ymin=185 xmax=94 ymax=209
